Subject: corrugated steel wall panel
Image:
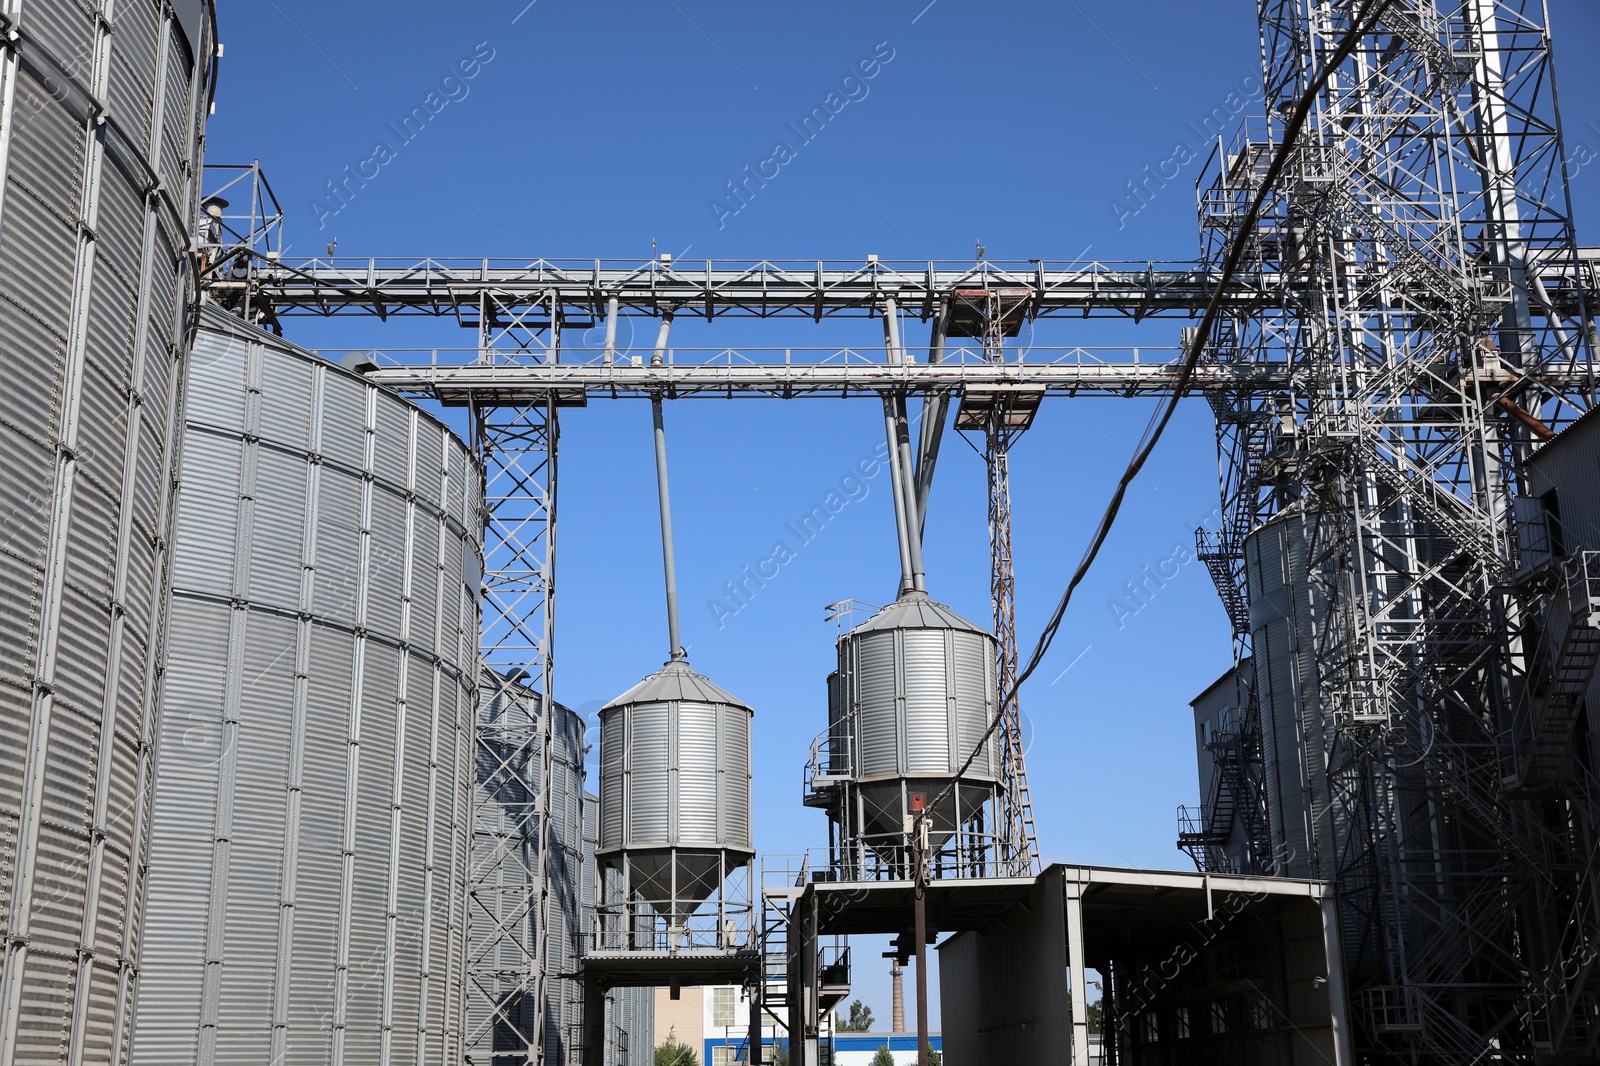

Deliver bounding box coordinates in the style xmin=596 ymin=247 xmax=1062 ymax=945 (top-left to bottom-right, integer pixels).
xmin=0 ymin=2 xmax=212 ymax=1062
xmin=854 ymin=634 xmax=899 ymax=777
xmin=951 ymin=632 xmax=996 ymax=778
xmin=901 ymin=630 xmax=950 ymax=773
xmin=720 ymin=705 xmax=752 ymax=847
xmin=676 ymin=703 xmax=720 ymax=841
xmin=600 ymin=714 xmax=625 ymax=847
xmin=624 ymin=703 xmax=671 ymax=844
xmin=132 ymin=316 xmax=479 ymax=1064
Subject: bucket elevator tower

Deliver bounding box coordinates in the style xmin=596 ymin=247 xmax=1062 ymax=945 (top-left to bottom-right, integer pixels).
xmin=1184 ymin=1 xmax=1600 ymax=1060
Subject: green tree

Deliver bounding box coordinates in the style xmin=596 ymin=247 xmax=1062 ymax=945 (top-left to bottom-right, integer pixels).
xmin=769 ymin=1040 xmax=789 ymax=1066
xmin=869 ymin=1047 xmax=895 ymax=1066
xmin=836 ymin=999 xmax=875 ymax=1032
xmin=1064 ymin=991 xmax=1105 ymax=1034
xmin=928 ymin=1051 xmax=943 ymax=1066
xmin=656 ymin=1032 xmax=699 ymax=1066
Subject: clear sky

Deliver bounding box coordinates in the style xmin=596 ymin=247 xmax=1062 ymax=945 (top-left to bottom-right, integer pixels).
xmin=205 ymin=0 xmax=1600 ymax=1031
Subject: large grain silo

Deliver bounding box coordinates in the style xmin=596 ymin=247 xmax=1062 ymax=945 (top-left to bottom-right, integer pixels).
xmin=473 ymin=674 xmax=587 ymax=1065
xmin=1244 ymin=506 xmax=1336 ymax=881
xmin=0 ymin=1 xmax=214 ymax=1061
xmin=821 ymin=595 xmax=1002 ymax=873
xmin=597 ymin=661 xmax=755 ymax=922
xmin=129 ymin=307 xmax=482 ymax=1065
xmin=595 ymin=397 xmax=754 ymax=943
xmin=803 ymin=394 xmax=1004 ymax=878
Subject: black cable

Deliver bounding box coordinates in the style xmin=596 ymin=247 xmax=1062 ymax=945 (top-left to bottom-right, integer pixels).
xmin=917 ymin=0 xmax=1397 ymax=845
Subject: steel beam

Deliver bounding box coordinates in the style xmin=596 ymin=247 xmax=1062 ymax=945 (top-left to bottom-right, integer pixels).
xmin=222 ymin=252 xmax=1600 ymax=321
xmin=358 ymin=348 xmax=1308 ymax=402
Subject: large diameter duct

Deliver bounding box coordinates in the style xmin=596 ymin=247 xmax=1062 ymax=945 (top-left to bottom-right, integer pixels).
xmin=130 ymin=309 xmax=482 ymax=1064
xmin=835 ymin=596 xmax=1002 ymax=857
xmin=0 ymin=3 xmax=215 ymax=1061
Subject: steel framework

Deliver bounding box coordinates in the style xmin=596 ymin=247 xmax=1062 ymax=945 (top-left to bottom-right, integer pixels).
xmin=1180 ymin=1 xmax=1600 ymax=1062
xmin=468 ymin=297 xmax=561 ymax=1065
xmin=201 ymin=2 xmax=1600 ymax=1050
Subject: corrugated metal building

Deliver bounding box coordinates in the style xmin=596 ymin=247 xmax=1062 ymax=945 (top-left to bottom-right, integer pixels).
xmin=130 ymin=308 xmax=481 ymax=1064
xmin=0 ymin=1 xmax=214 ymax=1061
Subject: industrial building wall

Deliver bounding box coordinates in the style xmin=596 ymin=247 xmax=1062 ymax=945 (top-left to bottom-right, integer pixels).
xmin=0 ymin=1 xmax=213 ymax=1062
xmin=130 ymin=310 xmax=481 ymax=1065
xmin=1524 ymin=411 xmax=1600 ymax=754
xmin=937 ymin=870 xmax=1070 ymax=1065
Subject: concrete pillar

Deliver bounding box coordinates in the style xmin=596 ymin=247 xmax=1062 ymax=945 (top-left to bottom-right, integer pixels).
xmin=1065 ymin=881 xmax=1091 ymax=1065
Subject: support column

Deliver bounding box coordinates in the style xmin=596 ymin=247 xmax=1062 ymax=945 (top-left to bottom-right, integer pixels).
xmin=1320 ymin=892 xmax=1353 ymax=1066
xmin=1065 ymin=880 xmax=1090 ymax=1066
xmin=583 ymin=975 xmax=606 ymax=1066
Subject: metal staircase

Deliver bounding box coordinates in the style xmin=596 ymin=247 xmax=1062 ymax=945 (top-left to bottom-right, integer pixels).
xmin=1521 ymin=552 xmax=1600 ymax=790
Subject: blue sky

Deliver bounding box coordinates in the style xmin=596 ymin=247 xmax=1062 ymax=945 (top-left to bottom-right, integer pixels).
xmin=206 ymin=0 xmax=1600 ymax=1025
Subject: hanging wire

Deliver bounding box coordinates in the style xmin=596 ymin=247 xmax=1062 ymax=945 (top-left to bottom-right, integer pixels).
xmin=917 ymin=0 xmax=1398 ymax=839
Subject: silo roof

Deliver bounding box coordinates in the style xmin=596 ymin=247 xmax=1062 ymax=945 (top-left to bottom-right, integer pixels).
xmin=849 ymin=592 xmax=991 ymax=637
xmin=602 ymin=658 xmax=752 ymax=711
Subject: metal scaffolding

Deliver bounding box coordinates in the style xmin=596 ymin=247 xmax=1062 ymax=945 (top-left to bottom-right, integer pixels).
xmin=1183 ymin=0 xmax=1600 ymax=1060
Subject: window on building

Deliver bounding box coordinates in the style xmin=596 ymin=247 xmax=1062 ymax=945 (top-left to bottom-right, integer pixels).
xmin=1211 ymin=999 xmax=1228 ymax=1035
xmin=1142 ymin=1011 xmax=1160 ymax=1044
xmin=713 ymin=987 xmax=737 ymax=1028
xmin=1175 ymin=1006 xmax=1191 ymax=1039
xmin=1251 ymin=994 xmax=1273 ymax=1031
xmin=712 ymin=1046 xmax=735 ymax=1066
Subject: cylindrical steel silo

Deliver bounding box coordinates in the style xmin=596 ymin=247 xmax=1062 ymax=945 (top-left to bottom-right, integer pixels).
xmin=471 ymin=674 xmax=587 ymax=1066
xmin=835 ymin=594 xmax=1001 ymax=857
xmin=597 ymin=660 xmax=753 ymax=921
xmin=129 ymin=308 xmax=482 ymax=1065
xmin=0 ymin=2 xmax=214 ymax=1061
xmin=1244 ymin=508 xmax=1335 ymax=881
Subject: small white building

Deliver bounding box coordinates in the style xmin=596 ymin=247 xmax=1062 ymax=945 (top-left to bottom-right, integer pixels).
xmin=655 ymin=984 xmax=825 ymax=1064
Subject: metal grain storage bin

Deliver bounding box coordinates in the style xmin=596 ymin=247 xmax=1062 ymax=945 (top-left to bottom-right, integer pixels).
xmin=598 ymin=661 xmax=753 ymax=919
xmin=835 ymin=594 xmax=1001 ymax=853
xmin=472 ymin=675 xmax=586 ymax=1066
xmin=1244 ymin=508 xmax=1335 ymax=880
xmin=0 ymin=1 xmax=214 ymax=1062
xmin=129 ymin=308 xmax=482 ymax=1065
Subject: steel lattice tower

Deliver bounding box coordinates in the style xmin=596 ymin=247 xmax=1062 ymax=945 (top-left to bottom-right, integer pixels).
xmin=469 ymin=293 xmax=562 ymax=1066
xmin=950 ymin=285 xmax=1042 ymax=878
xmin=1194 ymin=0 xmax=1598 ymax=1059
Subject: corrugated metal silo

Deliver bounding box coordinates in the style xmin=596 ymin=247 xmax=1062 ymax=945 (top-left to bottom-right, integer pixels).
xmin=597 ymin=661 xmax=753 ymax=920
xmin=129 ymin=308 xmax=482 ymax=1065
xmin=835 ymin=594 xmax=1001 ymax=855
xmin=1244 ymin=508 xmax=1335 ymax=880
xmin=0 ymin=1 xmax=214 ymax=1061
xmin=471 ymin=674 xmax=587 ymax=1065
